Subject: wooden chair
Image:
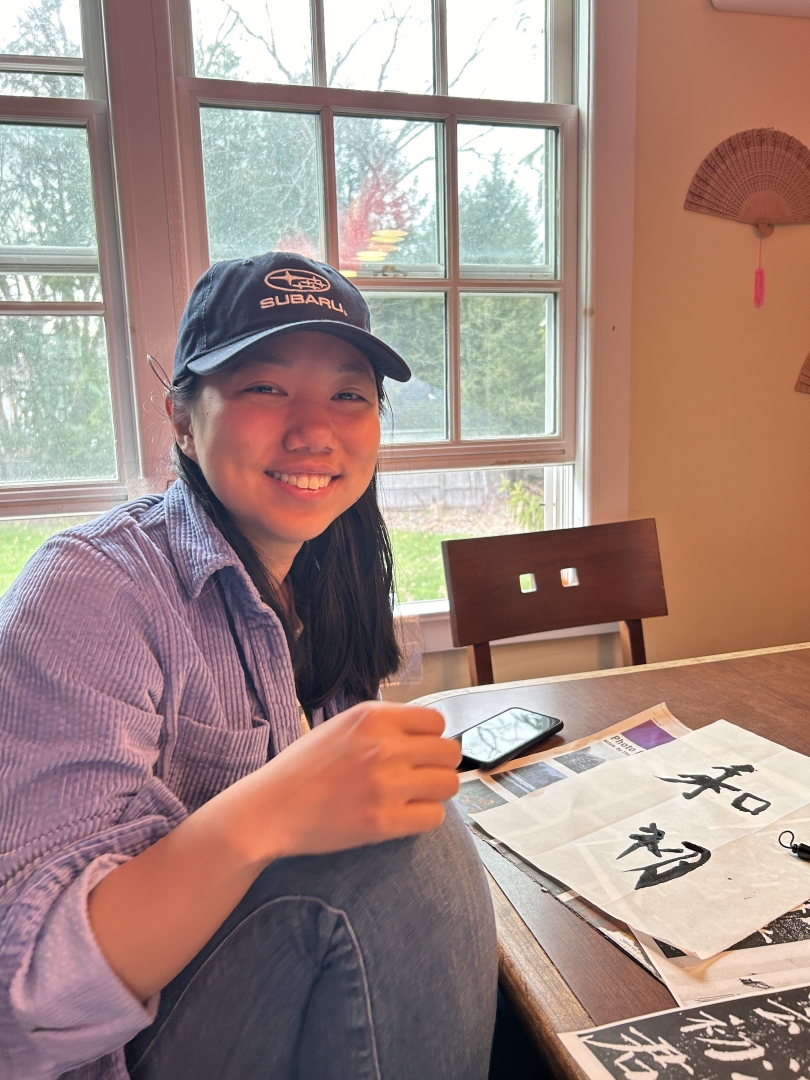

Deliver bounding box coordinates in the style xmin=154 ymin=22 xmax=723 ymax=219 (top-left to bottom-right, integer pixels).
xmin=441 ymin=519 xmax=667 ymax=686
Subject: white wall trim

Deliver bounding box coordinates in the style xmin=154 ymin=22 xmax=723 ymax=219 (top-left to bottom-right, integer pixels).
xmin=577 ymin=0 xmax=638 ymax=526
xmin=395 ymin=599 xmax=618 ymax=653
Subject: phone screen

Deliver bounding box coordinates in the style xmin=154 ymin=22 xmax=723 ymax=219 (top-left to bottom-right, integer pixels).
xmin=460 ymin=708 xmax=561 ymax=767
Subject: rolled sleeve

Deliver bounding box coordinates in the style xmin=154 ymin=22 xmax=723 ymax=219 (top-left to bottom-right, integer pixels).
xmin=10 ymin=855 xmax=158 ymax=1072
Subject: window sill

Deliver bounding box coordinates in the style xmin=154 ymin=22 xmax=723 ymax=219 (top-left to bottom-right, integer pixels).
xmin=394 ymin=599 xmax=618 ymax=654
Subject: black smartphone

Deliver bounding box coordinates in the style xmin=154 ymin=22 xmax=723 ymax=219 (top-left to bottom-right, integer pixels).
xmin=458 ymin=708 xmax=563 ymax=770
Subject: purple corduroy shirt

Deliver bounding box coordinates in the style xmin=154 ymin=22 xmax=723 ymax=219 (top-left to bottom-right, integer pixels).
xmin=0 ymin=479 xmax=331 ymax=1080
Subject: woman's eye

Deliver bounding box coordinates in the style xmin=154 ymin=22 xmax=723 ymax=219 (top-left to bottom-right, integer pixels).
xmin=334 ymin=391 xmax=366 ymax=401
xmin=247 ymin=384 xmax=282 ymax=395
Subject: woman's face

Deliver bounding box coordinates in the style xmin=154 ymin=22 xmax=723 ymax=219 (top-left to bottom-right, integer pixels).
xmin=172 ymin=330 xmax=381 ymax=579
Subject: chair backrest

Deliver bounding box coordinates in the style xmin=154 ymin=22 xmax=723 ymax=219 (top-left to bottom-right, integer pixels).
xmin=441 ymin=518 xmax=667 ymax=685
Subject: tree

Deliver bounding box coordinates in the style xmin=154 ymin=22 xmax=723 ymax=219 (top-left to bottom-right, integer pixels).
xmin=0 ymin=0 xmax=116 ymax=482
xmin=0 ymin=0 xmax=82 ymax=98
xmin=458 ymin=151 xmax=542 ymax=266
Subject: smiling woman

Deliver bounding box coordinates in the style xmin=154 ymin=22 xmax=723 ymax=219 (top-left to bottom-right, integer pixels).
xmin=0 ymin=251 xmax=497 ymax=1080
xmin=171 ymin=334 xmax=381 ymax=582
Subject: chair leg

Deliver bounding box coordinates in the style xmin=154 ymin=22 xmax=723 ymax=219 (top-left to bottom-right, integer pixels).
xmin=467 ymin=643 xmax=494 ymax=685
xmin=619 ymin=620 xmax=647 ymax=666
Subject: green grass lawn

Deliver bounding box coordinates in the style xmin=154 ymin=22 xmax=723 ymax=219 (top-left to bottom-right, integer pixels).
xmin=389 ymin=529 xmax=468 ymax=603
xmin=0 ymin=519 xmax=462 ymax=604
xmin=0 ymin=517 xmax=94 ymax=596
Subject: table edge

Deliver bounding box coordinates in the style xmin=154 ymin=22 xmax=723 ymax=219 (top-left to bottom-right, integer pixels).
xmin=412 ymin=640 xmax=810 ymax=708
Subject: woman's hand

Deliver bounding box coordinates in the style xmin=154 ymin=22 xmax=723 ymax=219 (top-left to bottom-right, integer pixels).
xmin=89 ymin=701 xmax=459 ymax=1001
xmin=217 ymin=701 xmax=461 ymax=866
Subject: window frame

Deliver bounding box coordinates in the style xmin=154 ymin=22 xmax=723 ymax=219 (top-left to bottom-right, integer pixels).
xmin=169 ymin=0 xmax=579 ymax=473
xmin=0 ymin=0 xmax=138 ymax=518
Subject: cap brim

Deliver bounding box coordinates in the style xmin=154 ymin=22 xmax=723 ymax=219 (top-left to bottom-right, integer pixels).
xmin=185 ymin=320 xmax=411 ymax=382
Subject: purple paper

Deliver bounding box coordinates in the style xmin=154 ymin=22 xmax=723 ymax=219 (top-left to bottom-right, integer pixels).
xmin=622 ymin=719 xmax=675 ymax=750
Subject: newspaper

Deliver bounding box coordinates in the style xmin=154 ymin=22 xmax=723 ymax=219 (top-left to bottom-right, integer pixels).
xmin=472 ymin=720 xmax=810 ymax=958
xmin=455 ymin=702 xmax=690 ymax=817
xmin=634 ymin=899 xmax=810 ymax=1007
xmin=559 ymin=982 xmax=810 ymax=1080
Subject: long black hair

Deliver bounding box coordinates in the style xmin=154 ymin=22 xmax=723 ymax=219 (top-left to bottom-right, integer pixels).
xmin=169 ymin=371 xmax=401 ymax=716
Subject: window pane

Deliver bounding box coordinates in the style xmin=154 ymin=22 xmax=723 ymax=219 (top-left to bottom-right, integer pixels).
xmin=1 ymin=273 xmax=101 ymax=302
xmin=191 ymin=0 xmax=311 ymax=83
xmin=458 ymin=124 xmax=554 ymax=277
xmin=0 ymin=0 xmax=82 ymax=57
xmin=447 ymin=0 xmax=546 ymax=102
xmin=0 ymin=514 xmax=96 ymax=595
xmin=0 ymin=124 xmax=98 ymax=252
xmin=460 ymin=293 xmax=552 ymax=440
xmin=324 ymin=0 xmax=433 ymax=94
xmin=0 ymin=72 xmax=84 ymax=98
xmin=335 ymin=117 xmax=442 ymax=278
xmin=0 ymin=316 xmax=117 ymax=483
xmin=200 ymin=108 xmax=323 ymax=262
xmin=364 ymin=293 xmax=446 ymax=444
xmin=380 ymin=464 xmax=572 ymax=603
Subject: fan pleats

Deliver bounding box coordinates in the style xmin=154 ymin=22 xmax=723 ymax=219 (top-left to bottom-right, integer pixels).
xmin=685 ymin=128 xmax=810 ymax=225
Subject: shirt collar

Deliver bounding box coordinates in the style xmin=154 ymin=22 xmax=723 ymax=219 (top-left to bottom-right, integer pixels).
xmin=165 ymin=478 xmax=253 ymax=602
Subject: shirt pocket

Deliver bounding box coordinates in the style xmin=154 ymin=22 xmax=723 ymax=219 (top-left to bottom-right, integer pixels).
xmin=166 ymin=712 xmax=270 ymax=812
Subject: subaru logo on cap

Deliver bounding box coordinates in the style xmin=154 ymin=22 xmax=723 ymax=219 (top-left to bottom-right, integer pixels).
xmin=264 ymin=268 xmax=331 ymax=293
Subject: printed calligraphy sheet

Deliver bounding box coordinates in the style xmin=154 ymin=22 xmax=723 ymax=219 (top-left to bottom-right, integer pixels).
xmin=472 ymin=721 xmax=810 ymax=958
xmin=559 ymin=982 xmax=810 ymax=1080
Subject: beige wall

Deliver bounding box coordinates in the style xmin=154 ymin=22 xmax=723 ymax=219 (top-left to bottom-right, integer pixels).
xmin=630 ymin=0 xmax=810 ymax=662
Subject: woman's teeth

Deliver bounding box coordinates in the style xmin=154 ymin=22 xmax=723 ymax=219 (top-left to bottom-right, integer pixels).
xmin=270 ymin=472 xmax=333 ymax=490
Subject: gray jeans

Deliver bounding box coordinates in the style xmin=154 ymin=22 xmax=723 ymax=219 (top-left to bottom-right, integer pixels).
xmin=125 ymin=805 xmax=498 ymax=1080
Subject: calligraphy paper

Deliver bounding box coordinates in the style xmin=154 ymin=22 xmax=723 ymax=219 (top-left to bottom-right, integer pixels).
xmin=636 ymin=899 xmax=810 ymax=1007
xmin=559 ymin=982 xmax=810 ymax=1080
xmin=472 ymin=720 xmax=810 ymax=957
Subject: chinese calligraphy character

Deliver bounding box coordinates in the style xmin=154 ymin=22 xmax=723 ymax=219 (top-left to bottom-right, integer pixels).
xmin=681 ymin=1011 xmax=766 ymax=1062
xmin=617 ymin=822 xmax=684 ymax=860
xmin=619 ymin=825 xmax=711 ymax=890
xmin=583 ymin=1029 xmax=695 ymax=1078
xmin=630 ymin=843 xmax=711 ymax=890
xmin=730 ymin=792 xmax=771 ymax=815
xmin=657 ymin=764 xmax=771 ymax=815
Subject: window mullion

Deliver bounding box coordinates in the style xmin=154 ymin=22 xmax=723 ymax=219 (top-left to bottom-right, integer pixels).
xmin=320 ymin=106 xmax=340 ymax=265
xmin=311 ymin=0 xmax=327 ymax=87
xmin=445 ymin=113 xmax=460 ymax=442
xmin=548 ymin=0 xmax=575 ymax=105
xmin=79 ymin=0 xmax=106 ymax=102
xmin=432 ymin=0 xmax=448 ymax=96
xmin=86 ymin=108 xmax=142 ymax=486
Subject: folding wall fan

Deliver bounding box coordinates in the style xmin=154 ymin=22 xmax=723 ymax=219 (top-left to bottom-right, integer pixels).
xmin=685 ymin=128 xmax=810 ymax=391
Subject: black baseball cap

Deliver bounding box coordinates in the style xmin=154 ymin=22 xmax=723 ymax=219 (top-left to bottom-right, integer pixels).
xmin=173 ymin=251 xmax=411 ymax=384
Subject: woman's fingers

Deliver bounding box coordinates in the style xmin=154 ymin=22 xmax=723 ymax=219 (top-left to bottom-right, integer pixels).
xmin=356 ymin=700 xmax=446 ymax=737
xmin=401 ymin=765 xmax=460 ymax=803
xmin=389 ymin=733 xmax=462 ymax=768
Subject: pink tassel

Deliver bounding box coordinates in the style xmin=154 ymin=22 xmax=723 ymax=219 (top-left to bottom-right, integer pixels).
xmin=753 ymin=238 xmax=765 ymax=307
xmin=753 ymin=267 xmax=765 ymax=307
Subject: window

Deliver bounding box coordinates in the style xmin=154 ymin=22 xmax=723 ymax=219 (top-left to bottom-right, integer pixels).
xmin=179 ymin=0 xmax=577 ymax=604
xmin=0 ymin=0 xmax=579 ymax=604
xmin=0 ymin=0 xmax=135 ymax=583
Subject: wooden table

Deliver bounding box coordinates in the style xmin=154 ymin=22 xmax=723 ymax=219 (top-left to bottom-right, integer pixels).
xmin=413 ymin=642 xmax=810 ymax=1080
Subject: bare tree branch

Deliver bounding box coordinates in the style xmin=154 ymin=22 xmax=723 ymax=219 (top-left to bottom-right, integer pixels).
xmin=375 ymin=5 xmax=410 ymax=92
xmin=328 ymin=15 xmax=380 ymax=85
xmin=222 ymin=2 xmax=301 ymax=84
xmin=447 ymin=17 xmax=498 ymax=92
